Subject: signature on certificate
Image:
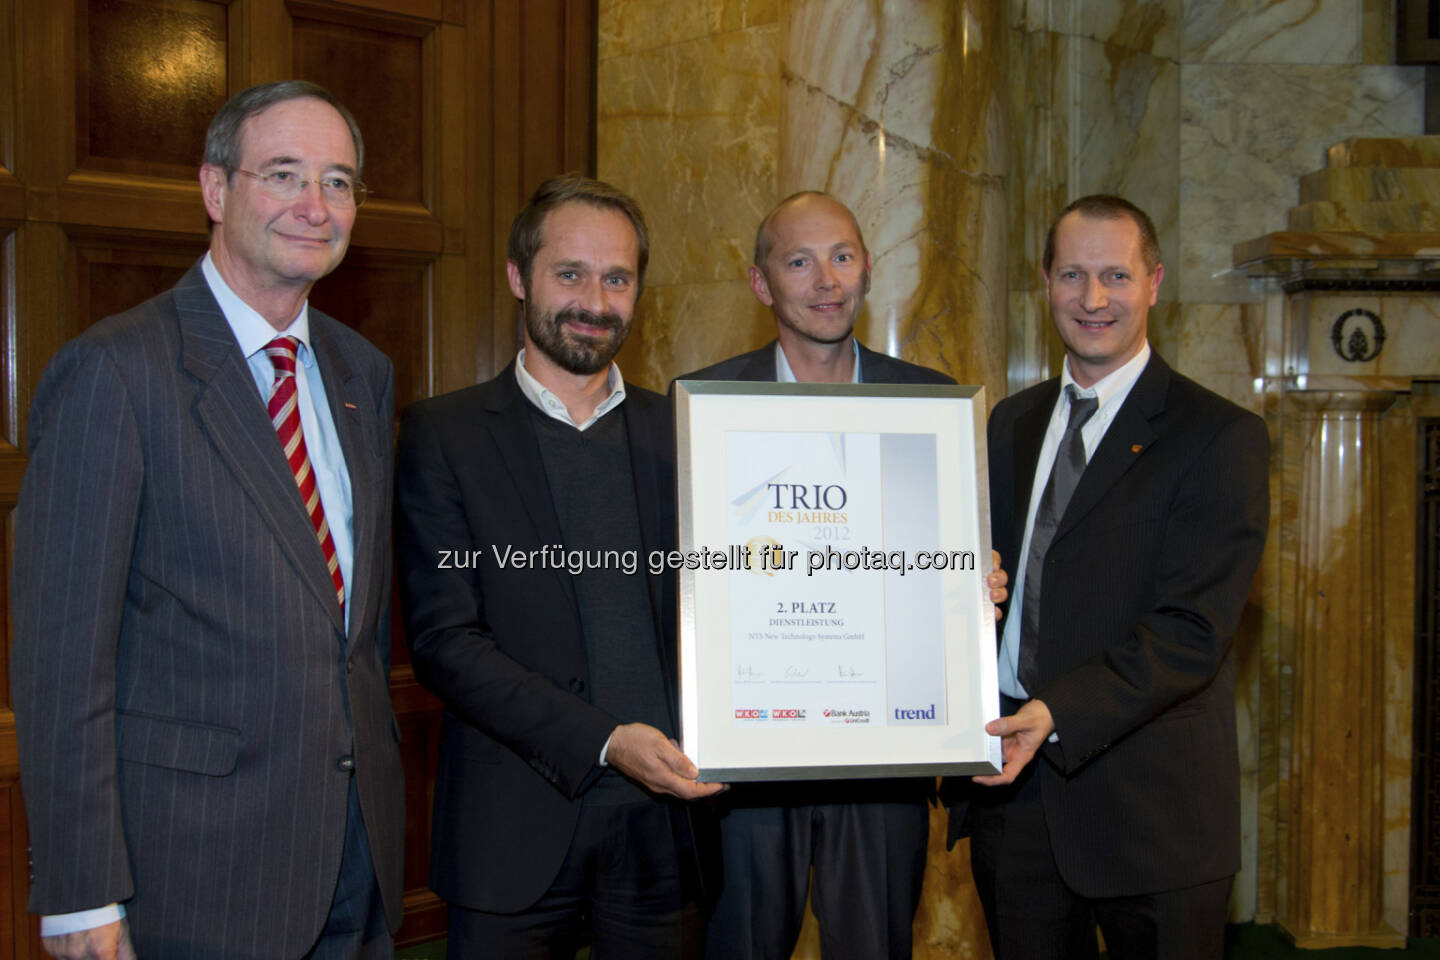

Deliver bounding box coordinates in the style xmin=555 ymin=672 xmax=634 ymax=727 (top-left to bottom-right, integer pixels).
xmin=784 ymin=665 xmax=810 ymax=679
xmin=836 ymin=664 xmax=863 ymax=678
xmin=736 ymin=664 xmax=762 ymax=680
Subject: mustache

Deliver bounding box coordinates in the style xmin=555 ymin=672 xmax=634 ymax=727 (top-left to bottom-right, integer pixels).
xmin=554 ymin=306 xmax=624 ymax=333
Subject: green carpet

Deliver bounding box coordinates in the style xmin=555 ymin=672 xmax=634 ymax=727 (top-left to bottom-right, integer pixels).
xmin=396 ymin=926 xmax=1440 ymax=958
xmin=1222 ymin=924 xmax=1440 ymax=958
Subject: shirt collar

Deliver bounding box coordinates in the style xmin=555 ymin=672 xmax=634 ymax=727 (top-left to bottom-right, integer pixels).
xmin=514 ymin=348 xmax=627 ymax=431
xmin=201 ymin=252 xmax=313 ymax=368
xmin=1060 ymin=340 xmax=1150 ymax=412
xmin=774 ymin=337 xmax=863 ymax=384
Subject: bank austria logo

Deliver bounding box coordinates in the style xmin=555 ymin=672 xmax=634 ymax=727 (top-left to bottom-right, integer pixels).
xmin=823 ymin=707 xmax=871 ymax=724
xmin=771 ymin=707 xmax=805 ymax=720
xmin=893 ymin=703 xmax=937 ymax=721
xmin=734 ymin=708 xmax=768 ymax=720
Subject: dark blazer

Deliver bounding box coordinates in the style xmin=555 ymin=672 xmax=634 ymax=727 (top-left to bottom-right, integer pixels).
xmin=680 ymin=338 xmax=954 ymax=386
xmin=395 ymin=367 xmax=688 ymax=912
xmin=12 ymin=262 xmax=404 ymax=957
xmin=949 ymin=352 xmax=1269 ymax=896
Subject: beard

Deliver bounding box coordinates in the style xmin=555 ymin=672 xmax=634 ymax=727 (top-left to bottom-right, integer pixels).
xmin=524 ymin=304 xmax=632 ymax=375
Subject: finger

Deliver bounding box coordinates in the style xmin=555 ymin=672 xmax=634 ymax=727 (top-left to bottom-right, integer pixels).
xmin=661 ymin=748 xmax=700 ymax=780
xmin=673 ymin=779 xmax=727 ymax=800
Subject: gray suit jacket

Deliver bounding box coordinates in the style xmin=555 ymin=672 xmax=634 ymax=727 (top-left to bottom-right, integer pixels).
xmin=12 ymin=262 xmax=404 ymax=957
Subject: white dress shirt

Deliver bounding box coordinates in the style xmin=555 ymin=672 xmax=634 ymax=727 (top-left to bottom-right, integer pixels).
xmin=774 ymin=337 xmax=862 ymax=383
xmin=514 ymin=348 xmax=626 ymax=431
xmin=996 ymin=343 xmax=1152 ymax=701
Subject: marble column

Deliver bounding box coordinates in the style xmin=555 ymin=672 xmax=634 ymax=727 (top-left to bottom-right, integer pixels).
xmin=776 ymin=0 xmax=1009 ymax=397
xmin=1279 ymin=390 xmax=1403 ymax=948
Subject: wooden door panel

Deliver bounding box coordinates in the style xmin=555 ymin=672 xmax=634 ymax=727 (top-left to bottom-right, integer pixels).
xmin=76 ymin=0 xmax=230 ymax=179
xmin=291 ymin=8 xmax=427 ymax=206
xmin=310 ymin=252 xmax=430 ymax=411
xmin=73 ymin=237 xmax=207 ymax=330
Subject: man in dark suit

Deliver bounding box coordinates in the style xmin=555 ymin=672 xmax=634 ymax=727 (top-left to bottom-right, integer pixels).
xmin=395 ymin=174 xmax=724 ymax=958
xmin=12 ymin=82 xmax=403 ymax=959
xmin=948 ymin=195 xmax=1269 ymax=960
xmin=682 ymin=191 xmax=1002 ymax=960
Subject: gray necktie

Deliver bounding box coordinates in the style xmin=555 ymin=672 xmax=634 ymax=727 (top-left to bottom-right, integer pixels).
xmin=1017 ymin=385 xmax=1098 ymax=693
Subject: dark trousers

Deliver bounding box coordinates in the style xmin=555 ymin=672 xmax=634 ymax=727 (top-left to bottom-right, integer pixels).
xmin=305 ymin=778 xmax=392 ymax=960
xmin=968 ymin=762 xmax=1231 ymax=960
xmin=704 ymin=798 xmax=930 ymax=960
xmin=446 ymin=797 xmax=702 ymax=959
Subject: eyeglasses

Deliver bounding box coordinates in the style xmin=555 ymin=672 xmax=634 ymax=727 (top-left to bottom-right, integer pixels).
xmin=234 ymin=169 xmax=368 ymax=208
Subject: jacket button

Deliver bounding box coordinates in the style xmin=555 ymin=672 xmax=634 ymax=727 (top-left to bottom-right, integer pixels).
xmin=347 ymin=658 xmax=355 ymax=674
xmin=337 ymin=755 xmax=355 ymax=772
xmin=568 ymin=678 xmax=586 ymax=694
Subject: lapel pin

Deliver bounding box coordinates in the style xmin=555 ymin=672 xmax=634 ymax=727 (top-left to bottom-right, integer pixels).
xmin=1131 ymin=443 xmax=1143 ymax=453
xmin=344 ymin=402 xmax=358 ymax=410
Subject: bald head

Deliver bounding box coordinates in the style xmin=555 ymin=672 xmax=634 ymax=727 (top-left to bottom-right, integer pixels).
xmin=748 ymin=190 xmax=873 ymax=357
xmin=754 ymin=191 xmax=868 ymax=269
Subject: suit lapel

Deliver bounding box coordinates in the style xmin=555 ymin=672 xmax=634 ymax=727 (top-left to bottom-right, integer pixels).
xmin=624 ymin=390 xmax=670 ymax=647
xmin=175 ymin=266 xmax=347 ymax=635
xmin=312 ymin=316 xmax=379 ymax=650
xmin=735 ymin=343 xmax=777 ymax=381
xmin=482 ymin=368 xmax=579 ymax=612
xmin=1010 ymin=381 xmax=1059 ymax=561
xmin=1054 ymin=355 xmax=1167 ymax=543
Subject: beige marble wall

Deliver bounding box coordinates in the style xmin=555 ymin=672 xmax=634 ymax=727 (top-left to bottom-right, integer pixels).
xmin=1005 ymin=0 xmax=1182 ymax=391
xmin=599 ymin=0 xmax=780 ymax=391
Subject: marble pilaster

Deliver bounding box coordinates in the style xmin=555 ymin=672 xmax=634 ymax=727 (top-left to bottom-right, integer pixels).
xmin=1278 ymin=390 xmax=1402 ymax=948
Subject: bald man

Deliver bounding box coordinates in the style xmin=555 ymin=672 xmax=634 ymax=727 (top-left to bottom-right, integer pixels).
xmin=679 ymin=192 xmax=969 ymax=960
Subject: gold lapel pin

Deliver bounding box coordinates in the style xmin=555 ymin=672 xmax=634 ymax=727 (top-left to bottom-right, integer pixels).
xmin=344 ymin=402 xmax=358 ymax=410
xmin=1131 ymin=444 xmax=1143 ymax=453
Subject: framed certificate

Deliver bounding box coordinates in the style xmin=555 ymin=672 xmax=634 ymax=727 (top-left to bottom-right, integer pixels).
xmin=674 ymin=380 xmax=1002 ymax=782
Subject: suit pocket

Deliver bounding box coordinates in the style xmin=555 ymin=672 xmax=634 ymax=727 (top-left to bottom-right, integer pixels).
xmin=116 ymin=710 xmax=240 ymax=777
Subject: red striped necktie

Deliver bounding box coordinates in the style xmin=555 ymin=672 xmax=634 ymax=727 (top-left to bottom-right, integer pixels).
xmin=265 ymin=336 xmax=345 ymax=616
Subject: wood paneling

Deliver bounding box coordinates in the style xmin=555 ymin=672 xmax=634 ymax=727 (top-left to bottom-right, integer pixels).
xmin=292 ymin=9 xmax=426 ymax=205
xmin=2 ymin=0 xmax=595 ymax=953
xmin=310 ymin=253 xmax=429 ymax=410
xmin=76 ymin=0 xmax=228 ymax=178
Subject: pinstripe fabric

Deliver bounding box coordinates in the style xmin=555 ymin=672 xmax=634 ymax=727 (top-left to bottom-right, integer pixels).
xmin=12 ymin=262 xmax=404 ymax=959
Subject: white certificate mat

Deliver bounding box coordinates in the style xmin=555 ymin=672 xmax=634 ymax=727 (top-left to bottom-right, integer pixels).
xmin=675 ymin=381 xmax=1002 ymax=781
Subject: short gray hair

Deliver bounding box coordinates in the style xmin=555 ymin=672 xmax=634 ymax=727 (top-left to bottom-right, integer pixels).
xmin=203 ymin=80 xmax=364 ymax=178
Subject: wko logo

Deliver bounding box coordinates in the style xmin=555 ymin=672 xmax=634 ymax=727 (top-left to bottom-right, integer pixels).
xmin=771 ymin=708 xmax=805 ymax=719
xmin=735 ymin=708 xmax=768 ymax=719
xmin=894 ymin=703 xmax=936 ymax=720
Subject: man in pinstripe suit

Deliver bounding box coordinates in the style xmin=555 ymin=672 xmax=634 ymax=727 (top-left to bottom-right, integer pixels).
xmin=12 ymin=81 xmax=403 ymax=959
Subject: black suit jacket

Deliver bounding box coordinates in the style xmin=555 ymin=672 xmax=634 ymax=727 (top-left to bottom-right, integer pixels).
xmin=395 ymin=366 xmax=691 ymax=912
xmin=680 ymin=338 xmax=954 ymax=386
xmin=678 ymin=338 xmax=951 ymax=806
xmin=12 ymin=262 xmax=404 ymax=957
xmin=948 ymin=352 xmax=1269 ymax=897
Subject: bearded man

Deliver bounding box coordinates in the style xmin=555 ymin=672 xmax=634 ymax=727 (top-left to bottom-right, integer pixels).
xmin=395 ymin=174 xmax=722 ymax=958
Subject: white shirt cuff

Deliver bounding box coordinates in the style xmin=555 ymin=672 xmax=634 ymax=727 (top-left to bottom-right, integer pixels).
xmin=599 ymin=731 xmax=614 ymax=766
xmin=41 ymin=903 xmax=126 ymax=937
